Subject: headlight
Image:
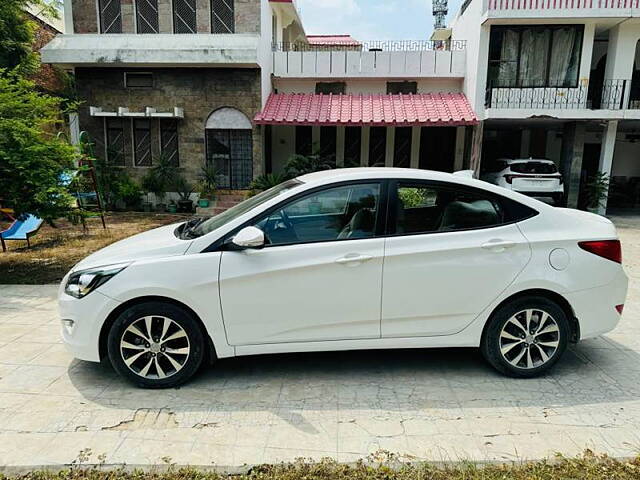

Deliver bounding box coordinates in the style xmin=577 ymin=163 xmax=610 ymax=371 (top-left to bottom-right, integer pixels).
xmin=64 ymin=262 xmax=130 ymax=299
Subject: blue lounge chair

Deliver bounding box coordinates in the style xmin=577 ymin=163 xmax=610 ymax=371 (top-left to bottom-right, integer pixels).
xmin=0 ymin=215 xmax=44 ymax=252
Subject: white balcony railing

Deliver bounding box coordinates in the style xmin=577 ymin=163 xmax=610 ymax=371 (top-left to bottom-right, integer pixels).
xmin=272 ymin=41 xmax=467 ymax=78
xmin=486 ymin=0 xmax=639 ymax=17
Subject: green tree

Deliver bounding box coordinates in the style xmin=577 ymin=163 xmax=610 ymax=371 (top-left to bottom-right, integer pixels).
xmin=0 ymin=71 xmax=77 ymax=221
xmin=0 ymin=0 xmax=60 ymax=75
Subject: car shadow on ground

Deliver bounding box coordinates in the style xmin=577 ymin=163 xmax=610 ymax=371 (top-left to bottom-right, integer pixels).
xmin=68 ymin=336 xmax=640 ymax=434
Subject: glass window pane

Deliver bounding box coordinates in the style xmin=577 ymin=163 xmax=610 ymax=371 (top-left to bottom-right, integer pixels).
xmin=133 ymin=119 xmax=152 ymax=167
xmin=211 ymin=0 xmax=234 ymax=33
xmin=396 ymin=183 xmax=502 ymax=234
xmin=549 ymin=27 xmax=582 ymax=87
xmin=518 ymin=28 xmax=550 ymax=87
xmin=256 ymin=183 xmax=380 ymax=246
xmin=135 ymin=0 xmax=159 ymax=33
xmin=173 ymin=0 xmax=197 ymax=33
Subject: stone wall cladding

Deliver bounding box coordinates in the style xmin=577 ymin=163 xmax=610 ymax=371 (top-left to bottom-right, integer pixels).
xmin=72 ymin=0 xmax=98 ymax=33
xmin=73 ymin=0 xmax=261 ymax=35
xmin=75 ymin=67 xmax=263 ymax=185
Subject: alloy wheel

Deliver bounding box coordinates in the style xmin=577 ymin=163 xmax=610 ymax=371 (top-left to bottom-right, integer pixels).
xmin=499 ymin=309 xmax=560 ymax=370
xmin=120 ymin=316 xmax=190 ymax=379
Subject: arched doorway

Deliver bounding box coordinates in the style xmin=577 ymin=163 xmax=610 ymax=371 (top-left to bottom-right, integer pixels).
xmin=205 ymin=107 xmax=253 ymax=190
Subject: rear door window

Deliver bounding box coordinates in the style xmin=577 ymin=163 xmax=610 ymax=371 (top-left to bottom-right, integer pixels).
xmin=510 ymin=162 xmax=558 ymax=174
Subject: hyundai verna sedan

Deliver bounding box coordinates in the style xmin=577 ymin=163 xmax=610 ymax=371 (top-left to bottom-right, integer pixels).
xmin=58 ymin=168 xmax=628 ymax=388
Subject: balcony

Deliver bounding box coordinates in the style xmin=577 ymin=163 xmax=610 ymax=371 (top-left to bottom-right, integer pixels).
xmin=485 ymin=0 xmax=640 ymax=18
xmin=485 ymin=79 xmax=640 ymax=116
xmin=272 ymin=40 xmax=467 ymax=78
xmin=41 ymin=34 xmax=261 ymax=68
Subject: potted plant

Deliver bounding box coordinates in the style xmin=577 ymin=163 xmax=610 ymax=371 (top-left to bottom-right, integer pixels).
xmin=174 ymin=175 xmax=195 ymax=213
xmin=141 ymin=153 xmax=180 ymax=212
xmin=167 ymin=199 xmax=178 ymax=213
xmin=585 ymin=171 xmax=610 ymax=214
xmin=198 ymin=164 xmax=217 ymax=207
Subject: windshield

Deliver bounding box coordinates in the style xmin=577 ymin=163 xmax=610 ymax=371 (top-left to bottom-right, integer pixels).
xmin=181 ymin=179 xmax=303 ymax=239
xmin=510 ymin=162 xmax=558 ymax=174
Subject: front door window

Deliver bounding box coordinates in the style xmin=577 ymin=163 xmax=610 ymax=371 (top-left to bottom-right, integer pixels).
xmin=205 ymin=129 xmax=253 ymax=190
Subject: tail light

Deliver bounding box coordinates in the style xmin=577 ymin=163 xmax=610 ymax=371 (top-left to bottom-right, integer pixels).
xmin=616 ymin=304 xmax=625 ymax=314
xmin=578 ymin=240 xmax=622 ymax=264
xmin=504 ymin=175 xmax=514 ymax=184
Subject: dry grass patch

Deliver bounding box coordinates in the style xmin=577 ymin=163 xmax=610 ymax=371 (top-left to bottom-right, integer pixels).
xmin=6 ymin=452 xmax=640 ymax=480
xmin=0 ymin=213 xmax=189 ymax=284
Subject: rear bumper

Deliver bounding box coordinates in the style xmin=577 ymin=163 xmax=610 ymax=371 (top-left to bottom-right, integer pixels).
xmin=513 ymin=190 xmax=564 ymax=198
xmin=565 ymin=268 xmax=629 ymax=340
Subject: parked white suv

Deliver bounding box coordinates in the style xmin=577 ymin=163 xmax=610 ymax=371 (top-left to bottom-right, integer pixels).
xmin=482 ymin=158 xmax=565 ymax=205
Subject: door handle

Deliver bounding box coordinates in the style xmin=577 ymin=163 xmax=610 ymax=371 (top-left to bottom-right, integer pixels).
xmin=481 ymin=240 xmax=517 ymax=252
xmin=335 ymin=254 xmax=373 ymax=265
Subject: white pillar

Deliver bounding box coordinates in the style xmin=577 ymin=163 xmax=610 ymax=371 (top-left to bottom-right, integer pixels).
xmin=579 ymin=22 xmax=596 ymax=95
xmin=336 ymin=127 xmax=345 ymax=167
xmin=454 ymin=126 xmax=466 ymax=171
xmin=312 ymin=127 xmax=321 ymax=153
xmin=63 ymin=0 xmax=74 ymax=33
xmin=385 ymin=127 xmax=395 ymax=167
xmin=360 ymin=127 xmax=370 ymax=167
xmin=410 ymin=126 xmax=421 ymax=169
xmin=598 ymin=120 xmax=618 ymax=215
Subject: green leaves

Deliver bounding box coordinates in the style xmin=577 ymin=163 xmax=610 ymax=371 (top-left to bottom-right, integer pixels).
xmin=0 ymin=73 xmax=77 ymax=221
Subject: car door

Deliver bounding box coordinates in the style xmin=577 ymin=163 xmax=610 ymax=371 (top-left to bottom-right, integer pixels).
xmin=219 ymin=181 xmax=387 ymax=346
xmin=381 ymin=180 xmax=532 ymax=338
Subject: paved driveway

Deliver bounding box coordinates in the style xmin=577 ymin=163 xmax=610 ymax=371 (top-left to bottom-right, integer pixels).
xmin=0 ymin=217 xmax=639 ymax=469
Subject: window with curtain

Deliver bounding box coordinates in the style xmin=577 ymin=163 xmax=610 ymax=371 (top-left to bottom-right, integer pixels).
xmin=488 ymin=25 xmax=583 ymax=88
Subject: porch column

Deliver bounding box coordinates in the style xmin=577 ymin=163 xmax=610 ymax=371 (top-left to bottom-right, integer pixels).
xmin=385 ymin=127 xmax=395 ymax=167
xmin=454 ymin=126 xmax=466 ymax=171
xmin=336 ymin=127 xmax=345 ymax=167
xmin=470 ymin=122 xmax=484 ymax=177
xmin=560 ymin=122 xmax=586 ymax=208
xmin=312 ymin=127 xmax=321 ymax=152
xmin=360 ymin=127 xmax=370 ymax=167
xmin=410 ymin=126 xmax=421 ymax=169
xmin=598 ymin=120 xmax=618 ymax=215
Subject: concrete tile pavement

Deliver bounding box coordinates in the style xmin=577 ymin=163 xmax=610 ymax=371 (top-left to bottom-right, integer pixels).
xmin=0 ymin=217 xmax=639 ymax=469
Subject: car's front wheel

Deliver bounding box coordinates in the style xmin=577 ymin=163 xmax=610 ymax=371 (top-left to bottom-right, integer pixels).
xmin=481 ymin=296 xmax=569 ymax=377
xmin=107 ymin=301 xmax=206 ymax=388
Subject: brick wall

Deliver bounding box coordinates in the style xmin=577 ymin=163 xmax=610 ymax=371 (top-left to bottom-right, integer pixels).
xmin=72 ymin=0 xmax=260 ymax=34
xmin=75 ymin=68 xmax=263 ymax=186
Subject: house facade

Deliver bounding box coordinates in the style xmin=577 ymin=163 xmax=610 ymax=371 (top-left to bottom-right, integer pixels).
xmin=41 ymin=0 xmax=640 ymax=212
xmin=41 ymin=0 xmax=477 ymax=202
xmin=448 ymin=0 xmax=640 ymax=212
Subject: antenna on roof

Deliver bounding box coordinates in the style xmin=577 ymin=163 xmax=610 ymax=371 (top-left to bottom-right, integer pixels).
xmin=433 ymin=0 xmax=448 ymax=30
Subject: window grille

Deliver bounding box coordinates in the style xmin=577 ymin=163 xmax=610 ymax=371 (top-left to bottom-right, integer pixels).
xmin=160 ymin=120 xmax=179 ymax=166
xmin=206 ymin=129 xmax=252 ymax=189
xmin=105 ymin=118 xmax=125 ymax=166
xmin=136 ymin=0 xmax=159 ymax=33
xmin=98 ymin=0 xmax=122 ymax=33
xmin=134 ymin=119 xmax=153 ymax=167
xmin=173 ymin=0 xmax=197 ymax=33
xmin=211 ymin=0 xmax=234 ymax=33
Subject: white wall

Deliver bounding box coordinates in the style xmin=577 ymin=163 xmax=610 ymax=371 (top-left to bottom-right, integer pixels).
xmin=612 ymin=137 xmax=640 ymax=176
xmin=274 ymin=78 xmax=463 ymax=94
xmin=259 ymin=0 xmax=274 ymax=108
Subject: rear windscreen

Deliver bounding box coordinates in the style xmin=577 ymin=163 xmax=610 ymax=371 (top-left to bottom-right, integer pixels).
xmin=510 ymin=162 xmax=558 ymax=174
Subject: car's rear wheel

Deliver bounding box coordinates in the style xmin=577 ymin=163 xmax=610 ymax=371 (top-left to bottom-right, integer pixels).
xmin=481 ymin=296 xmax=569 ymax=377
xmin=107 ymin=301 xmax=206 ymax=388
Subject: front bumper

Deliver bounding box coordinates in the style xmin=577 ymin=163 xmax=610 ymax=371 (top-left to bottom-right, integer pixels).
xmin=58 ymin=289 xmax=121 ymax=362
xmin=565 ymin=268 xmax=629 ymax=340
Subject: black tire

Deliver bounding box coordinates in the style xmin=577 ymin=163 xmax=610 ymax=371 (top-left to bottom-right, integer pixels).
xmin=107 ymin=301 xmax=206 ymax=388
xmin=481 ymin=296 xmax=570 ymax=378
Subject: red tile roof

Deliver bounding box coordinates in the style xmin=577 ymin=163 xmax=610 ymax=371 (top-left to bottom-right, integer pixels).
xmin=254 ymin=93 xmax=478 ymax=127
xmin=306 ymin=35 xmax=361 ymax=46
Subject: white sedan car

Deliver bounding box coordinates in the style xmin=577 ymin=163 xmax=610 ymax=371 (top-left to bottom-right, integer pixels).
xmin=59 ymin=168 xmax=628 ymax=388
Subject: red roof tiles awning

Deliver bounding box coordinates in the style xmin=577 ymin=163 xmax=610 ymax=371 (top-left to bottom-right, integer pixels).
xmin=254 ymin=93 xmax=478 ymax=127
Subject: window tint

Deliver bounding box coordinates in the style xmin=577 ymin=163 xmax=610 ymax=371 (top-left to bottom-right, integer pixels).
xmin=510 ymin=162 xmax=557 ymax=174
xmin=255 ymin=183 xmax=381 ymax=246
xmin=395 ymin=183 xmax=535 ymax=234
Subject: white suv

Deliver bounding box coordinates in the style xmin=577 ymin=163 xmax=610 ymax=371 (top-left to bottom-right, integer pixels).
xmin=482 ymin=158 xmax=565 ymax=205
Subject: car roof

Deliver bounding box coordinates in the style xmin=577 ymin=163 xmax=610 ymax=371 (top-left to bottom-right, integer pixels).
xmin=297 ymin=167 xmax=552 ymax=212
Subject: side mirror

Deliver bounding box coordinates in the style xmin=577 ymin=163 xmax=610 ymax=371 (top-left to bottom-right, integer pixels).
xmin=230 ymin=226 xmax=265 ymax=250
